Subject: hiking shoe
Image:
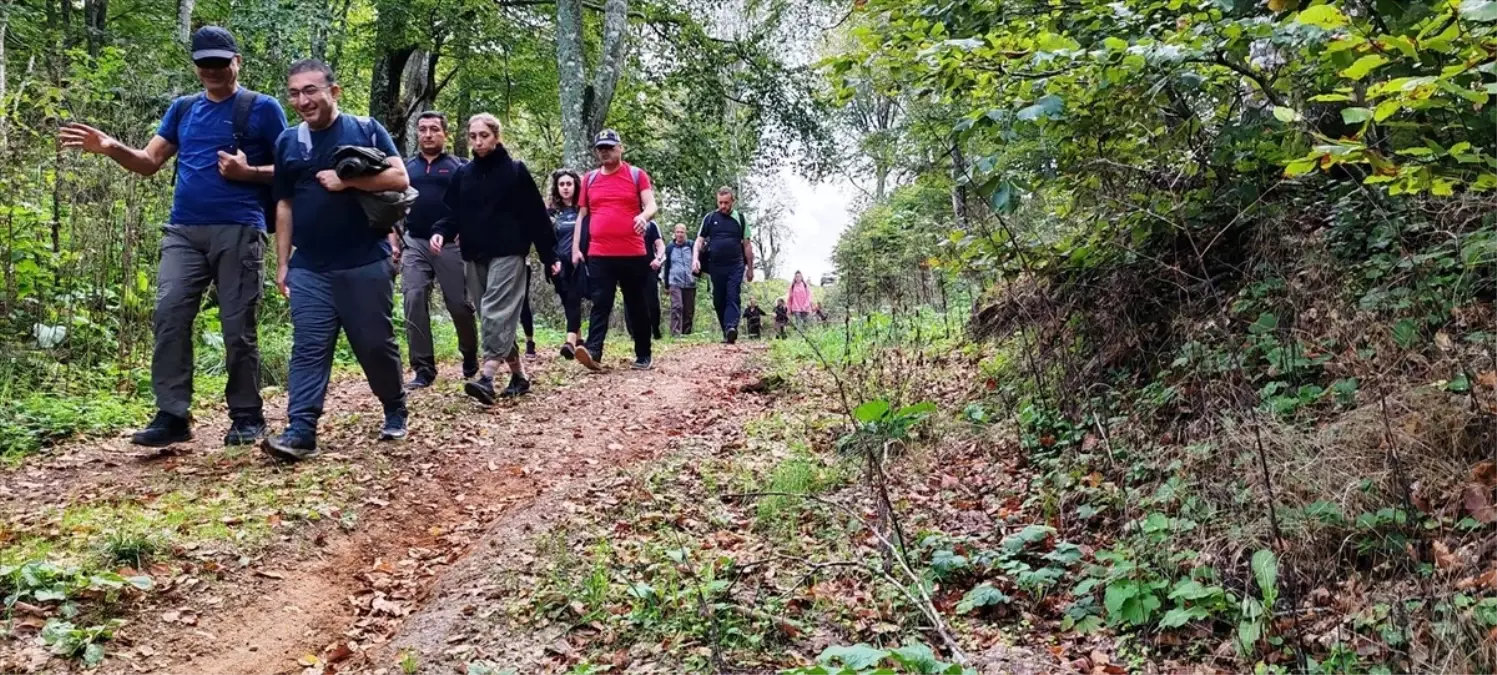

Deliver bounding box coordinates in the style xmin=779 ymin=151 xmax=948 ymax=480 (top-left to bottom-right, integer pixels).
xmin=223 ymin=415 xmax=267 ymax=446
xmin=262 ymin=427 xmax=318 ymax=462
xmin=404 ymin=374 xmax=435 ymax=391
xmin=574 ymin=346 xmax=602 ymax=372
xmin=379 ymin=407 xmax=408 ymax=441
xmin=632 ymin=357 xmax=653 ymax=371
xmin=501 ymin=374 xmax=532 ymax=398
xmin=560 ymin=343 xmax=576 ymax=361
xmin=464 ymin=375 xmax=497 ymax=405
xmin=726 ymin=327 xmax=738 ymax=344
xmin=525 ymin=340 xmax=538 ymax=360
xmin=462 ymin=355 xmax=479 ymax=380
xmin=131 ymin=411 xmax=192 ymax=447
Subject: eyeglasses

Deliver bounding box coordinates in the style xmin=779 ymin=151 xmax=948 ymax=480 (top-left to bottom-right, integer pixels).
xmin=287 ymin=85 xmax=328 ymax=101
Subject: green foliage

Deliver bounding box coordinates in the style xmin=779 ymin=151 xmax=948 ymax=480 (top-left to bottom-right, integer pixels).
xmin=782 ymin=640 xmax=972 ymax=675
xmin=0 ymin=392 xmax=149 ymax=461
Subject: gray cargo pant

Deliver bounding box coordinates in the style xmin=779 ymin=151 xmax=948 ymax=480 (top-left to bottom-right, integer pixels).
xmin=401 ymin=234 xmax=478 ymax=379
xmin=153 ymin=225 xmax=265 ymax=421
xmin=465 ymin=255 xmax=528 ymax=362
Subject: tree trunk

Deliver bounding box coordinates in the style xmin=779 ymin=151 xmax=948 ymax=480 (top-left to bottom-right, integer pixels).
xmin=398 ymin=49 xmax=433 ymax=155
xmin=555 ymin=0 xmax=588 ymax=170
xmin=369 ymin=45 xmax=414 ymax=145
xmin=83 ymin=0 xmax=106 ymax=57
xmin=556 ymin=0 xmax=631 ymax=171
xmin=176 ymin=0 xmax=194 ymax=44
xmin=949 ymin=142 xmax=969 ymax=230
xmin=453 ymin=80 xmax=471 ymax=158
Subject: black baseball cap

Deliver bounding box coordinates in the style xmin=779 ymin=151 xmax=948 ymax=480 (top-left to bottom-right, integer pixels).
xmin=190 ymin=26 xmax=239 ymax=64
xmin=593 ymin=129 xmax=622 ymax=148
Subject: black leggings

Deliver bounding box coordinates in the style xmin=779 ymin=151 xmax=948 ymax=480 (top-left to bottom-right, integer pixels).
xmin=520 ymin=265 xmax=534 ymax=339
xmin=549 ymin=258 xmax=584 ymax=334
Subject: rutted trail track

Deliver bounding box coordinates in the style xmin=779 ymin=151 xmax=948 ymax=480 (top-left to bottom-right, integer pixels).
xmin=0 ymin=343 xmax=765 ymax=675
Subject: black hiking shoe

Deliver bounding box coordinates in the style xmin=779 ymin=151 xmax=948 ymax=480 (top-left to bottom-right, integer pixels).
xmin=525 ymin=340 xmax=538 ymax=360
xmin=726 ymin=327 xmax=738 ymax=345
xmin=131 ymin=411 xmax=193 ymax=447
xmin=464 ymin=376 xmax=497 ymax=405
xmin=262 ymin=427 xmax=318 ymax=462
xmin=574 ymin=346 xmax=602 ymax=372
xmin=379 ymin=406 xmax=408 ymax=441
xmin=501 ymin=374 xmax=532 ymax=398
xmin=632 ymin=357 xmax=654 ymax=371
xmin=404 ymin=374 xmax=435 ymax=391
xmin=560 ymin=343 xmax=576 ymax=361
xmin=223 ymin=415 xmax=267 ymax=446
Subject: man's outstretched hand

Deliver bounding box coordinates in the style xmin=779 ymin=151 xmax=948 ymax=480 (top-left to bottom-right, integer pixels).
xmin=58 ymin=123 xmax=116 ymax=155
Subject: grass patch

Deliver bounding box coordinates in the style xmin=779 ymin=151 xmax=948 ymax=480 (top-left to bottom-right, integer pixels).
xmin=0 ymin=393 xmax=150 ymax=462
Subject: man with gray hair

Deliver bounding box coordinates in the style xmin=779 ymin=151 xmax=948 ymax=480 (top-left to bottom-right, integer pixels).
xmin=429 ymin=114 xmax=558 ymax=403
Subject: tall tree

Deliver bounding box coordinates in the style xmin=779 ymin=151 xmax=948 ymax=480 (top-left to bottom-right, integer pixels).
xmin=555 ymin=0 xmax=630 ymax=171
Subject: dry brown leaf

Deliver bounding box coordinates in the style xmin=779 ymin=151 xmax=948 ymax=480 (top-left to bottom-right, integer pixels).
xmin=1464 ymin=484 xmax=1497 ymax=523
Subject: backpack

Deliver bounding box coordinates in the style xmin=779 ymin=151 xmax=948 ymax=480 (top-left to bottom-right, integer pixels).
xmin=578 ymin=164 xmax=645 ymax=256
xmin=173 ymin=89 xmax=278 ymax=232
xmin=697 ymin=209 xmax=747 ymax=275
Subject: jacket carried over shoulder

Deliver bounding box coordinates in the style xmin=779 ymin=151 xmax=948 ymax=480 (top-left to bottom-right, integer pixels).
xmin=432 ymin=146 xmax=557 ymax=266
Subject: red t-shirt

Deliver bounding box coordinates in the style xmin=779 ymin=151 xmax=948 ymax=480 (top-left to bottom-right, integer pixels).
xmin=580 ymin=163 xmax=652 ymax=257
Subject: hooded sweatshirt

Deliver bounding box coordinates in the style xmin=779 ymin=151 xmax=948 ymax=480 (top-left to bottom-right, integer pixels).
xmin=433 ymin=145 xmax=557 ymax=267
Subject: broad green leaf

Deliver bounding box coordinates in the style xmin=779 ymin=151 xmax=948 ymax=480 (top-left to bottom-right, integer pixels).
xmin=83 ymin=643 xmax=106 ymax=666
xmin=956 ymin=583 xmax=1013 ymax=613
xmin=1373 ymin=99 xmax=1402 ymax=122
xmin=1472 ymin=173 xmax=1497 ymax=191
xmin=852 ymin=399 xmax=891 ymax=423
xmin=1341 ymin=107 xmax=1373 ymax=124
xmin=1296 ymin=4 xmax=1349 ymax=28
xmin=1392 ymin=318 xmax=1419 ymax=348
xmin=1252 ymin=549 xmax=1278 ymax=596
xmin=1160 ymin=605 xmax=1207 ymax=628
xmin=818 ymin=644 xmax=889 ymax=670
xmin=889 ymin=642 xmax=942 ymax=674
xmin=1340 ymin=55 xmax=1389 ymax=81
xmin=1103 ymin=36 xmax=1129 ymax=51
xmin=1284 ymin=158 xmax=1319 ymax=176
xmin=1272 ymin=106 xmax=1300 ymax=123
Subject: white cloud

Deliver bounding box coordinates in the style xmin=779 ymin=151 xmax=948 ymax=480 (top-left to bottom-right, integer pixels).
xmin=774 ymin=168 xmax=856 ymax=282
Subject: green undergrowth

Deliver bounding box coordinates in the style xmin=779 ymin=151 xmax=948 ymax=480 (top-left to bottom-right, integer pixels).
xmin=1 ymin=454 xmax=372 ymax=663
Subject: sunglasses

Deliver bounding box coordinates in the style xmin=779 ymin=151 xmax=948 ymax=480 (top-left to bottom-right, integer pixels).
xmin=194 ymin=58 xmax=232 ymax=70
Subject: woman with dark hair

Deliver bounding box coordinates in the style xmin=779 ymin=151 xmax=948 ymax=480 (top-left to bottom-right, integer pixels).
xmin=548 ymin=168 xmax=586 ymax=358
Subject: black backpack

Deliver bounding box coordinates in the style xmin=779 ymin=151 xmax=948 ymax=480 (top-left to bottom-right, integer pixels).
xmin=173 ymin=89 xmax=279 ymax=232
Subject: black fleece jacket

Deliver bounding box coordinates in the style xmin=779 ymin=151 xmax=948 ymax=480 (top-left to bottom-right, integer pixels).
xmin=433 ymin=146 xmax=557 ymax=267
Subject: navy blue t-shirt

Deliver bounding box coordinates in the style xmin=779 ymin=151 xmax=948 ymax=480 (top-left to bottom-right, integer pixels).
xmin=273 ymin=114 xmax=400 ymax=272
xmin=157 ymin=89 xmax=287 ymax=229
xmin=404 ymin=153 xmax=464 ymax=240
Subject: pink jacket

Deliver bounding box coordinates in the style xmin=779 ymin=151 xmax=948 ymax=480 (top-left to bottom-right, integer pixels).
xmin=787 ymin=280 xmax=813 ymax=313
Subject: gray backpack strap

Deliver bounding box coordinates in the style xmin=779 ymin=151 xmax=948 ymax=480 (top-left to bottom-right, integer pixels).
xmin=296 ymin=122 xmax=312 ymax=159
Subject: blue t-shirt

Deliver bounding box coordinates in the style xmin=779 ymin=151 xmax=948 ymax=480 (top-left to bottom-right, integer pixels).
xmin=272 ymin=114 xmax=400 ymax=272
xmin=157 ymin=89 xmax=287 ymax=229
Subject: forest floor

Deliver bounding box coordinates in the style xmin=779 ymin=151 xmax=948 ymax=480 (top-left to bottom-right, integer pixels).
xmin=0 ymin=341 xmax=784 ymax=674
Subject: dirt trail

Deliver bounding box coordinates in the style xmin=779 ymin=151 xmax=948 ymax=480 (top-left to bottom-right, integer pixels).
xmin=0 ymin=342 xmax=765 ymax=675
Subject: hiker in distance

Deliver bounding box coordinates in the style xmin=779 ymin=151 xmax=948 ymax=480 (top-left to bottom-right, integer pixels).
xmin=661 ymin=223 xmax=697 ymax=336
xmin=429 ymin=114 xmax=559 ymax=403
xmin=401 ymin=111 xmax=479 ymax=390
xmin=59 ymin=25 xmax=285 ymax=448
xmin=263 ymin=59 xmax=411 ymax=461
xmin=693 ymin=186 xmax=754 ymax=344
xmin=572 ymin=129 xmax=659 ymax=371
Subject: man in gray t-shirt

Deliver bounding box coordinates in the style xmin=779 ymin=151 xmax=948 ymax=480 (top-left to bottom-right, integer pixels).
xmin=661 ymin=223 xmax=698 ymax=335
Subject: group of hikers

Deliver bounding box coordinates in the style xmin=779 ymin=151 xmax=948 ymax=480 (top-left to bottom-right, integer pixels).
xmin=58 ymin=26 xmax=794 ymax=462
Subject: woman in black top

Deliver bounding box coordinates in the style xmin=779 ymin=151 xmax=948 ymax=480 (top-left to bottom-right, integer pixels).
xmin=548 ymin=169 xmax=585 ymax=358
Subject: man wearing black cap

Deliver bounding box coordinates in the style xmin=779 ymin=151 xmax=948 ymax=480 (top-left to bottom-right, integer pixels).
xmin=59 ymin=26 xmax=286 ymax=449
xmin=571 ymin=129 xmax=660 ymax=371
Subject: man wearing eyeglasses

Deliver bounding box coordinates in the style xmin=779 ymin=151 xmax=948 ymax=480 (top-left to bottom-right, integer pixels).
xmin=58 ymin=26 xmax=286 ymax=449
xmin=261 ymin=59 xmax=411 ymax=462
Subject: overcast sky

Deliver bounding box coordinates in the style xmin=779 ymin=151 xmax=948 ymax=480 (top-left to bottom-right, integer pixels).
xmin=769 ymin=168 xmax=859 ymax=283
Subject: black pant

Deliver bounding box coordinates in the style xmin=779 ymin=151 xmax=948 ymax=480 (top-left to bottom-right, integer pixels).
xmin=647 ymin=274 xmax=662 ymax=338
xmin=584 ymin=256 xmax=652 ymax=362
xmin=520 ymin=265 xmax=534 ymax=339
xmin=549 ymin=258 xmax=584 ymax=334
